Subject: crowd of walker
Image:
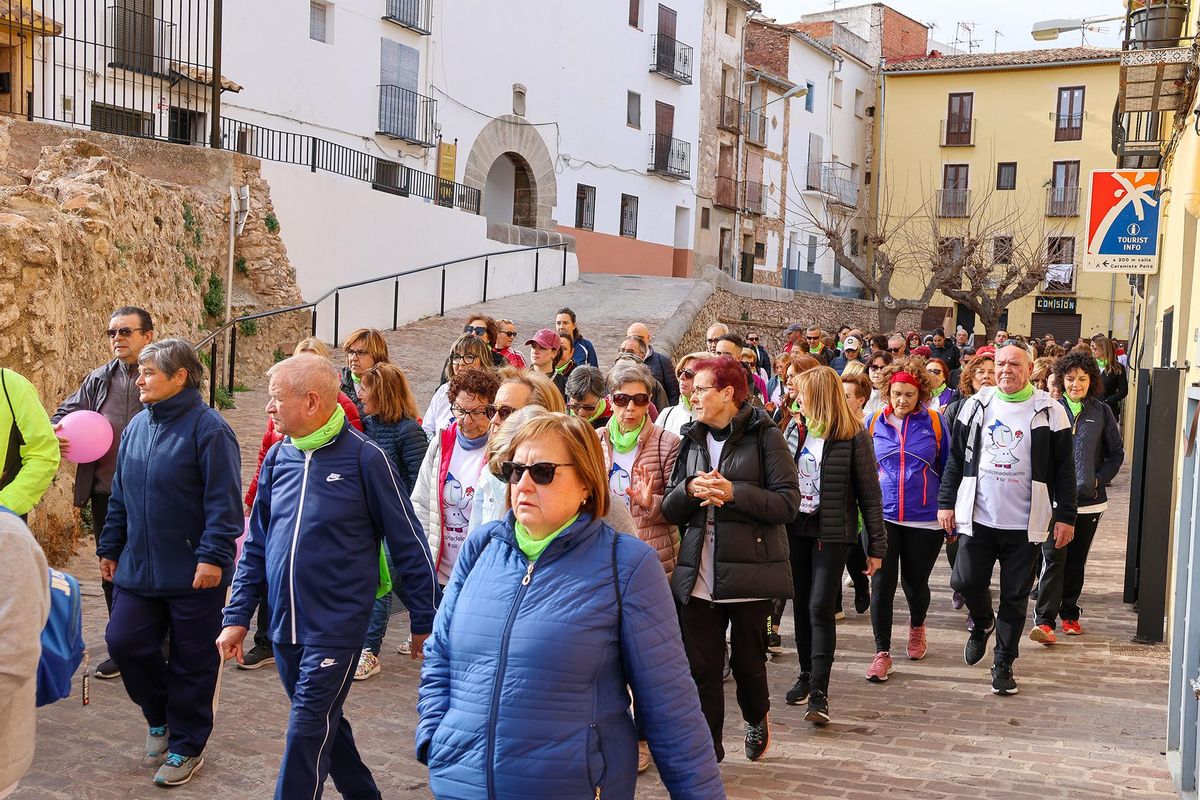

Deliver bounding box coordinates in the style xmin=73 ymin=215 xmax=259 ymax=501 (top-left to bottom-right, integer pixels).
xmin=0 ymin=305 xmax=1130 ymax=799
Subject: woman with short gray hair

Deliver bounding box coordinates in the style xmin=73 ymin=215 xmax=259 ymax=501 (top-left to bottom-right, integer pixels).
xmin=97 ymin=337 xmax=243 ymax=787
xmin=564 ymin=365 xmax=611 ymax=429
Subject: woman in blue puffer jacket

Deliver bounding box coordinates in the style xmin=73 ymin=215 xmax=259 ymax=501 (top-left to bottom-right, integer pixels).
xmin=417 ymin=411 xmax=723 ymax=800
xmin=866 ymin=358 xmax=950 ymax=683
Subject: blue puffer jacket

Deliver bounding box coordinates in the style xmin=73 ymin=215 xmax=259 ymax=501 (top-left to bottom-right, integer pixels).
xmin=363 ymin=415 xmax=428 ymax=494
xmin=870 ymin=406 xmax=948 ymax=524
xmin=97 ymin=388 xmax=242 ymax=596
xmin=416 ymin=514 xmax=724 ymax=800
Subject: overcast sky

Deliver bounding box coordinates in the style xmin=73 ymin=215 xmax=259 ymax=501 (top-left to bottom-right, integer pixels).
xmin=755 ymin=0 xmax=1125 ymax=52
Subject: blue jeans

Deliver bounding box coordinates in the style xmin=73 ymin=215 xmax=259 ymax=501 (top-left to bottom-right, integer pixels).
xmin=362 ymin=544 xmax=407 ymax=655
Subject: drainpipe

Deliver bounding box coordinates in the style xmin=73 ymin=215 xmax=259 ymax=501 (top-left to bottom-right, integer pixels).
xmin=734 ymin=10 xmax=757 ymax=279
xmin=824 ymin=53 xmax=842 ymax=289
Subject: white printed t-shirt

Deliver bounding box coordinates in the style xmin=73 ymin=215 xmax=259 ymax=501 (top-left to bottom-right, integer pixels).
xmin=973 ymin=396 xmax=1036 ymax=531
xmin=438 ymin=444 xmax=487 ymax=585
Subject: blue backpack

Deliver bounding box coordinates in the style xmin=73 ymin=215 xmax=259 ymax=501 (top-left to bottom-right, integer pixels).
xmin=36 ymin=568 xmax=85 ymax=707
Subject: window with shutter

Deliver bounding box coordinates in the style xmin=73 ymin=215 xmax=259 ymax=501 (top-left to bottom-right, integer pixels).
xmin=380 ymin=39 xmax=421 ymax=140
xmin=310 ymin=2 xmax=328 ymax=42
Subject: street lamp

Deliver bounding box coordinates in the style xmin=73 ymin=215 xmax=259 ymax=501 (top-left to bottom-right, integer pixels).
xmin=1031 ymin=14 xmax=1124 ymax=41
xmin=765 ymin=82 xmax=808 ymax=106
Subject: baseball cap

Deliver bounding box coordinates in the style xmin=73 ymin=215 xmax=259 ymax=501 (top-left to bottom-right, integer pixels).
xmin=912 ymin=345 xmax=932 ymax=358
xmin=525 ymin=328 xmax=561 ymax=349
xmin=843 ymin=335 xmax=861 ymax=351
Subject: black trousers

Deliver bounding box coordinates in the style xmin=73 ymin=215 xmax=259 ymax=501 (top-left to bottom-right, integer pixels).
xmin=871 ymin=522 xmax=944 ymax=653
xmin=91 ymin=492 xmax=114 ymax=614
xmin=679 ymin=598 xmax=771 ymax=760
xmin=950 ymin=524 xmax=1040 ymax=666
xmin=1034 ymin=511 xmax=1103 ymax=627
xmin=790 ymin=535 xmax=850 ymax=695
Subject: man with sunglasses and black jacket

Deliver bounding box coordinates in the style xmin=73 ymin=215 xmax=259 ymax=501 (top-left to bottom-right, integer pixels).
xmin=51 ymin=305 xmax=155 ymax=680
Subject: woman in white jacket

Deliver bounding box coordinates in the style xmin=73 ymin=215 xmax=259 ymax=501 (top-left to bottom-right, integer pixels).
xmin=655 ymin=352 xmax=706 ymax=437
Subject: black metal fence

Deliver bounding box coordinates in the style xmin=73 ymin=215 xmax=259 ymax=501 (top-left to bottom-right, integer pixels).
xmin=378 ymin=84 xmax=436 ymax=147
xmin=383 ymin=0 xmax=431 ymax=35
xmin=0 ymin=0 xmax=217 ymax=145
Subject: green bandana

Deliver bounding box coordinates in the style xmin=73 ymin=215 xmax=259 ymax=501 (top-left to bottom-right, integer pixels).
xmin=554 ymin=361 xmax=570 ymax=375
xmin=932 ymin=383 xmax=947 ymax=397
xmin=804 ymin=416 xmax=827 ymax=438
xmin=515 ymin=513 xmax=580 ymax=562
xmin=789 ymin=399 xmax=803 ymax=414
xmin=1065 ymin=396 xmax=1084 ymax=418
xmin=291 ymin=405 xmax=346 ymax=451
xmin=996 ymin=383 xmax=1035 ymax=403
xmin=810 ymin=346 xmax=822 ymax=355
xmin=351 ymin=372 xmax=361 ymax=384
xmin=608 ymin=415 xmax=645 ymax=454
xmin=1097 ymin=358 xmax=1108 ymax=369
xmin=681 ymin=394 xmax=692 ymax=411
xmin=587 ymin=397 xmax=608 ymax=423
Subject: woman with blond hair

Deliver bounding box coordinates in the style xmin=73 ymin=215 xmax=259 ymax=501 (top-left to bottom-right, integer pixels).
xmin=1090 ymin=334 xmax=1128 ymax=420
xmin=417 ymin=413 xmax=723 ymax=799
xmin=340 ymin=328 xmax=389 ymax=414
xmin=421 ymin=333 xmax=498 ymax=438
xmin=656 ymin=352 xmax=706 ymax=436
xmin=783 ymin=366 xmax=885 ymax=724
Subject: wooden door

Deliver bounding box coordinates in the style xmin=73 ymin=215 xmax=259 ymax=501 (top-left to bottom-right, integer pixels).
xmin=946 ymin=92 xmax=973 ymax=144
xmin=654 ymin=101 xmax=674 ymax=171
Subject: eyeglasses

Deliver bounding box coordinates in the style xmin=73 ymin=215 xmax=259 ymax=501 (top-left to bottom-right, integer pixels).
xmin=346 ymin=348 xmax=370 ymax=357
xmin=611 ymin=392 xmax=650 ymax=408
xmin=450 ymin=353 xmax=481 ymax=365
xmin=107 ymin=327 xmax=145 ymax=338
xmin=887 ymin=347 xmax=903 ymax=354
xmin=566 ymin=401 xmax=598 ymax=415
xmin=484 ymin=404 xmax=518 ymax=421
xmin=500 ymin=460 xmax=573 ymax=486
xmin=692 ymin=385 xmax=720 ymax=396
xmin=451 ymin=405 xmax=488 ymax=419
xmin=705 ymin=338 xmax=721 ymax=345
xmin=464 ymin=325 xmax=488 ymax=336
xmin=499 ymin=329 xmax=516 ymax=338
xmin=677 ymin=368 xmax=695 ymax=380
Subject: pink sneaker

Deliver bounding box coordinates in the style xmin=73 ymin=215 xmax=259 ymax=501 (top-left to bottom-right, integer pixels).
xmin=907 ymin=625 xmax=928 ymax=661
xmin=866 ymin=651 xmax=893 ymax=682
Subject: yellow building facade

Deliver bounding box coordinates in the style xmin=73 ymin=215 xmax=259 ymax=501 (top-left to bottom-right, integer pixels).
xmin=878 ymin=48 xmax=1132 ymax=342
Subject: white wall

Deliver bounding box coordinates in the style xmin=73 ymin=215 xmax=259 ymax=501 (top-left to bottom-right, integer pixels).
xmin=261 ymin=161 xmax=578 ymax=343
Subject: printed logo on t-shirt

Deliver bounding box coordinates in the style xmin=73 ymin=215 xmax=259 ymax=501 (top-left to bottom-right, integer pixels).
xmin=985 ymin=420 xmax=1024 ymax=469
xmin=609 ymin=462 xmax=631 ymax=498
xmin=798 ymin=446 xmax=821 ymax=514
xmin=442 ymin=471 xmax=473 ymax=533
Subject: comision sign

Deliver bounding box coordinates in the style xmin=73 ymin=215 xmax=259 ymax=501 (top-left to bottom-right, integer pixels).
xmin=1084 ymin=169 xmax=1160 ymax=274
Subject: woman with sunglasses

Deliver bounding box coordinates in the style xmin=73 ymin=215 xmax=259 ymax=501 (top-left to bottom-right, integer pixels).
xmin=525 ymin=328 xmax=574 ymax=399
xmin=926 ymin=358 xmax=957 ymax=411
xmin=657 ymin=352 xmax=706 ymax=436
xmin=493 ymin=318 xmax=526 ymax=369
xmin=353 ymin=363 xmax=430 ymax=680
xmin=463 ymin=314 xmax=509 ymax=368
xmin=905 ymin=331 xmax=922 ymax=353
xmin=417 ymin=412 xmax=723 ymax=799
xmin=339 ymin=328 xmax=390 ymax=415
xmin=564 ymin=365 xmax=613 ymax=429
xmin=421 ymin=334 xmax=497 ymax=438
xmin=663 ymin=355 xmax=800 ymax=763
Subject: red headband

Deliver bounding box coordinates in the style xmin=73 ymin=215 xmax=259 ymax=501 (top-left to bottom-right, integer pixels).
xmin=889 ymin=372 xmax=919 ymax=387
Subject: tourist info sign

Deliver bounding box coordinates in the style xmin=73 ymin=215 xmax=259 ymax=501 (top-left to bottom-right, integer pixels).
xmin=1084 ymin=169 xmax=1160 ymax=274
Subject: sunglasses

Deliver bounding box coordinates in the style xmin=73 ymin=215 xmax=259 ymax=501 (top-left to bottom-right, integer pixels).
xmin=501 ymin=460 xmax=573 ymax=486
xmin=464 ymin=325 xmax=488 ymax=336
xmin=566 ymin=401 xmax=598 ymax=415
xmin=107 ymin=327 xmax=145 ymax=338
xmin=485 ymin=404 xmax=518 ymax=421
xmin=888 ymin=347 xmax=903 ymax=354
xmin=677 ymin=368 xmax=696 ymax=380
xmin=499 ymin=329 xmax=516 ymax=337
xmin=927 ymin=368 xmax=944 ymax=376
xmin=806 ymin=336 xmax=823 ymax=342
xmin=747 ymin=336 xmax=759 ymax=342
xmin=450 ymin=353 xmax=481 ymax=364
xmin=611 ymin=392 xmax=651 ymax=408
xmin=706 ymin=338 xmax=721 ymax=345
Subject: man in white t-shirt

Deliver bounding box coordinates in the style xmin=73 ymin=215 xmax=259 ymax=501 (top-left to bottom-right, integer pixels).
xmin=937 ymin=343 xmax=1077 ymax=697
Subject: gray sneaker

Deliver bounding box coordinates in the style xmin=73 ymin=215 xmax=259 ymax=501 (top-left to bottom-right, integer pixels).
xmin=142 ymin=725 xmax=169 ymax=767
xmin=154 ymin=752 xmax=203 ymax=787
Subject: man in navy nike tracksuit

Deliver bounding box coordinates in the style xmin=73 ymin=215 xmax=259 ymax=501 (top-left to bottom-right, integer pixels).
xmin=219 ymin=355 xmax=438 ymax=800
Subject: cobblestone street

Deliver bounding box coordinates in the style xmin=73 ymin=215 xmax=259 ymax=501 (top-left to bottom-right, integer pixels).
xmin=14 ymin=277 xmax=1175 ymax=799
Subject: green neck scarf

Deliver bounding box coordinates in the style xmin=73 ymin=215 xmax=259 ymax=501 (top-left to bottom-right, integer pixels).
xmin=608 ymin=415 xmax=645 ymax=454
xmin=1065 ymin=396 xmax=1084 ymax=417
xmin=681 ymin=394 xmax=692 ymax=411
xmin=932 ymin=383 xmax=947 ymax=397
xmin=809 ymin=346 xmax=822 ymax=355
xmin=515 ymin=513 xmax=580 ymax=562
xmin=996 ymin=383 xmax=1035 ymax=403
xmin=291 ymin=404 xmax=346 ymax=451
xmin=350 ymin=372 xmax=362 ymax=384
xmin=804 ymin=416 xmax=827 ymax=438
xmin=789 ymin=399 xmax=802 ymax=414
xmin=554 ymin=361 xmax=570 ymax=375
xmin=587 ymin=397 xmax=608 ymax=423
xmin=1097 ymin=358 xmax=1108 ymax=370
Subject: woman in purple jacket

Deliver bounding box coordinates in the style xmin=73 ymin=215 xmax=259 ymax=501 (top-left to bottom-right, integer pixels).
xmin=865 ymin=358 xmax=950 ymax=682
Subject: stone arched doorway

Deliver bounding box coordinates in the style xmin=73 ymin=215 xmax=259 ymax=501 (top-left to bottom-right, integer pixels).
xmin=482 ymin=152 xmax=537 ymax=228
xmin=464 ymin=115 xmax=556 ymax=230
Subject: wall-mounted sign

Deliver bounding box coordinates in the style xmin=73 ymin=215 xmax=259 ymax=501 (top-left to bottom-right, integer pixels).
xmin=1083 ymin=169 xmax=1160 ymax=274
xmin=1035 ymin=296 xmax=1077 ymax=314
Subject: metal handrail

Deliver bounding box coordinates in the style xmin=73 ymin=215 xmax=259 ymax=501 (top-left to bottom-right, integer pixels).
xmin=197 ymin=242 xmax=572 ymax=406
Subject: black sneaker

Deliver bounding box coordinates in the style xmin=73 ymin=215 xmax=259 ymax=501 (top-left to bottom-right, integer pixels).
xmin=805 ymin=691 xmax=831 ymax=725
xmin=94 ymin=657 xmax=120 ymax=679
xmin=766 ymin=631 xmax=783 ymax=654
xmin=854 ymin=583 xmax=871 ymax=615
xmin=237 ymin=643 xmax=276 ymax=670
xmin=785 ymin=673 xmax=811 ymax=705
xmin=744 ymin=716 xmax=770 ymax=761
xmin=991 ymin=663 xmax=1018 ymax=695
xmin=964 ymin=618 xmax=996 ymax=666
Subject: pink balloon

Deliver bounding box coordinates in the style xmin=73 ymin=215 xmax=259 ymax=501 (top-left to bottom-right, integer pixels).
xmin=58 ymin=410 xmax=114 ymax=465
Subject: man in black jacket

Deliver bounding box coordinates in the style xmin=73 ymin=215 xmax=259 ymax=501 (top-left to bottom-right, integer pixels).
xmin=804 ymin=326 xmax=838 ymax=366
xmin=52 ymin=305 xmax=155 ymax=680
xmin=627 ymin=322 xmax=680 ymax=406
xmin=928 ymin=327 xmax=961 ymax=372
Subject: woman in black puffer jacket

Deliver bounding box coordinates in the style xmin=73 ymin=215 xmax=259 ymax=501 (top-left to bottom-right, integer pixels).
xmin=664 ymin=355 xmax=800 ymax=765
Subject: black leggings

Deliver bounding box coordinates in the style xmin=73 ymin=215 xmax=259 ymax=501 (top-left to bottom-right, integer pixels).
xmin=790 ymin=535 xmax=850 ymax=695
xmin=871 ymin=522 xmax=944 ymax=653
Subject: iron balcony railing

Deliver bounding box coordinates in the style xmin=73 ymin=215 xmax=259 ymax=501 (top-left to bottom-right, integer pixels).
xmin=940 ymin=117 xmax=976 ymax=146
xmin=650 ymin=33 xmax=693 ymax=84
xmin=221 ymin=117 xmax=480 ymax=214
xmin=806 ymin=161 xmax=858 ymax=207
xmin=1046 ymin=186 xmax=1081 ymax=217
xmin=743 ymin=180 xmax=764 ymax=215
xmin=744 ymin=109 xmax=766 ymax=146
xmin=383 ymin=0 xmax=431 ymax=34
xmin=1112 ymin=104 xmax=1165 ymax=168
xmin=648 ymin=133 xmax=690 ymax=179
xmin=108 ymin=3 xmax=175 ymax=78
xmin=718 ymin=96 xmax=742 ymax=133
xmin=378 ymin=85 xmax=437 ymax=147
xmin=936 ymin=188 xmax=971 ymax=218
xmin=714 ymin=175 xmax=738 ymax=209
xmin=1054 ymin=113 xmax=1084 ymax=141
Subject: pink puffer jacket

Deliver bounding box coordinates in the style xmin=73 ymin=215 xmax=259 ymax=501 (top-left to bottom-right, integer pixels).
xmin=599 ymin=422 xmax=682 ymax=578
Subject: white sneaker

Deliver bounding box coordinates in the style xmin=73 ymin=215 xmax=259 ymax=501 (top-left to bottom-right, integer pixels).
xmin=354 ymin=650 xmax=380 ymax=681
xmin=396 ymin=636 xmax=412 ymax=655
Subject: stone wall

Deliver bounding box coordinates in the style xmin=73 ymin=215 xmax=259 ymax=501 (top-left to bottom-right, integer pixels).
xmin=0 ymin=120 xmax=305 ymax=565
xmin=674 ymin=266 xmax=921 ymax=358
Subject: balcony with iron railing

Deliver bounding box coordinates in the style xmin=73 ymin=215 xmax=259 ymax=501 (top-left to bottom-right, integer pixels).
xmin=1043 ymin=261 xmax=1077 ymax=294
xmin=718 ymin=96 xmax=742 ymax=134
xmin=936 ymin=188 xmax=971 ymax=218
xmin=744 ymin=109 xmax=766 ymax=147
xmin=650 ymin=34 xmax=693 ymax=84
xmin=648 ymin=133 xmax=690 ymax=179
xmin=1054 ymin=113 xmax=1084 ymax=141
xmin=743 ymin=180 xmax=764 ymax=215
xmin=383 ymin=0 xmax=431 ymax=34
xmin=377 ymin=85 xmax=437 ymax=147
xmin=806 ymin=161 xmax=858 ymax=208
xmin=1046 ymin=186 xmax=1080 ymax=217
xmin=940 ymin=118 xmax=976 ymax=147
xmin=107 ymin=4 xmax=175 ymax=78
xmin=714 ymin=175 xmax=738 ymax=209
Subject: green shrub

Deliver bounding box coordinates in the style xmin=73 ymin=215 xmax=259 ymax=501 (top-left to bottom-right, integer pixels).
xmin=272 ymin=348 xmax=286 ymax=363
xmin=231 ymin=381 xmax=251 ymax=393
xmin=238 ymin=319 xmax=258 ymax=337
xmin=203 ymin=273 xmax=224 ymax=318
xmin=235 ymin=256 xmax=248 ymax=275
xmin=264 ymin=212 xmax=280 ymax=234
xmin=199 ymin=349 xmax=212 ymax=369
xmin=214 ymin=385 xmax=236 ymax=410
xmin=182 ymin=202 xmax=197 ymax=231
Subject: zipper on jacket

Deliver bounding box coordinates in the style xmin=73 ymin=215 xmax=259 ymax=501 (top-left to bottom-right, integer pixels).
xmin=143 ymin=422 xmax=160 ymax=590
xmin=486 ymin=555 xmax=540 ymax=798
xmin=897 ymin=415 xmax=908 ymax=522
xmin=287 ymin=449 xmax=314 ymax=644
